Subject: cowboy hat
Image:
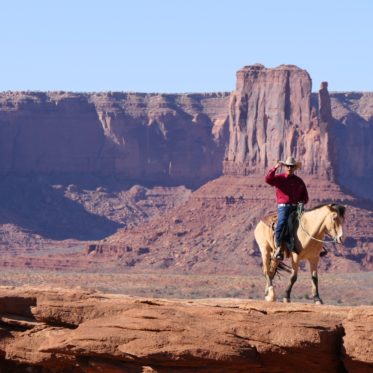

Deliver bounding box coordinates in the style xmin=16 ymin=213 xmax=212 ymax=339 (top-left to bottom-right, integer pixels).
xmin=279 ymin=156 xmax=302 ymax=170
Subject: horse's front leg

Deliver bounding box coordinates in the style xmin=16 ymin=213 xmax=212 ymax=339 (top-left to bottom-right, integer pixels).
xmin=309 ymin=257 xmax=323 ymax=304
xmin=283 ymin=256 xmax=299 ymax=303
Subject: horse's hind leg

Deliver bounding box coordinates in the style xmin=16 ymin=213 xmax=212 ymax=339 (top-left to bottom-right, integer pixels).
xmin=283 ymin=256 xmax=299 ymax=303
xmin=262 ymin=248 xmax=277 ymax=302
xmin=309 ymin=257 xmax=323 ymax=304
xmin=255 ymin=222 xmax=277 ymax=302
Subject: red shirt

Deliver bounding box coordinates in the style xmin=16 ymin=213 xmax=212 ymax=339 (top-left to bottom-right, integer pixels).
xmin=265 ymin=167 xmax=309 ymax=205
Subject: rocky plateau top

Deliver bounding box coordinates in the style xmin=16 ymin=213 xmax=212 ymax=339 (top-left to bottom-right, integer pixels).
xmin=0 ymin=286 xmax=372 ymax=372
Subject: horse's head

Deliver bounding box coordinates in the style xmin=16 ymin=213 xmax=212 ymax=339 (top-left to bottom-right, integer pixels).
xmin=325 ymin=204 xmax=346 ymax=243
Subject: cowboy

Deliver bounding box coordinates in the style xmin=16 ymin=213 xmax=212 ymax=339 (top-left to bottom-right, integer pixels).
xmin=265 ymin=156 xmax=309 ymax=260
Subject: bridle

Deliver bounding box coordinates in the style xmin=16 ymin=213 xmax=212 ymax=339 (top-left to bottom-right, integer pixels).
xmin=297 ymin=207 xmax=340 ymax=244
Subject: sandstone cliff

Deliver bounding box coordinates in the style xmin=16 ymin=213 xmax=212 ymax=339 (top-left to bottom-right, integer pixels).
xmin=0 ymin=286 xmax=371 ymax=373
xmin=0 ymin=64 xmax=372 ymax=274
xmin=84 ymin=65 xmax=372 ymax=274
xmin=1 ymin=65 xmax=372 ymax=197
xmin=87 ymin=175 xmax=372 ymax=274
xmin=328 ymin=91 xmax=373 ymax=200
xmin=223 ymin=64 xmax=373 ymax=200
xmin=0 ymin=91 xmax=230 ymax=187
xmin=223 ymin=64 xmax=333 ymax=178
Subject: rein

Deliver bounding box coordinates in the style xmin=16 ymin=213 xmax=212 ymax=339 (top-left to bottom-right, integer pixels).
xmin=297 ymin=208 xmax=338 ymax=244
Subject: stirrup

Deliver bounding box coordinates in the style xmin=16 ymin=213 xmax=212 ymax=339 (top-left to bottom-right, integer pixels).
xmin=275 ymin=252 xmax=284 ymax=261
xmin=272 ymin=247 xmax=283 ymax=261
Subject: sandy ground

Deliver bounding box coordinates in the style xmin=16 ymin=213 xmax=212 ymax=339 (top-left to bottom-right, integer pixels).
xmin=1 ymin=269 xmax=372 ymax=306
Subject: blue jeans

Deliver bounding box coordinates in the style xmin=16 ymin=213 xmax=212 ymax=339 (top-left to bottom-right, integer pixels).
xmin=275 ymin=205 xmax=296 ymax=247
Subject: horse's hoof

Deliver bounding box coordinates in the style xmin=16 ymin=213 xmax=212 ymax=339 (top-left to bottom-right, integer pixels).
xmin=314 ymin=298 xmax=324 ymax=305
xmin=283 ymin=298 xmax=291 ymax=303
xmin=264 ymin=286 xmax=276 ymax=302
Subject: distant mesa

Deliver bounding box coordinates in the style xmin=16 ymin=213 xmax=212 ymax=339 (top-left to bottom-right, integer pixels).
xmin=0 ymin=63 xmax=372 ymax=274
xmin=0 ymin=63 xmax=372 ymax=198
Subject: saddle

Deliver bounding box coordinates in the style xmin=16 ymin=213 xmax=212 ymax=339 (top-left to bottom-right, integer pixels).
xmin=262 ymin=213 xmax=277 ymax=231
xmin=262 ymin=211 xmax=329 ymax=257
xmin=262 ymin=211 xmax=298 ymax=253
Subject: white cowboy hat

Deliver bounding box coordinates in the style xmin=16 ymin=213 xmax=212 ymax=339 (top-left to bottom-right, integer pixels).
xmin=279 ymin=156 xmax=302 ymax=170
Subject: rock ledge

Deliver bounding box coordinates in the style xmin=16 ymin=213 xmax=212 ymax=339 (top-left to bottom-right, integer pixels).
xmin=0 ymin=286 xmax=372 ymax=372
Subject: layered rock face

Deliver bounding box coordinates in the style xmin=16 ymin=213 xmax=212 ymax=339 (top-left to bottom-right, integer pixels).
xmin=0 ymin=92 xmax=230 ymax=187
xmin=88 ymin=175 xmax=372 ymax=274
xmin=223 ymin=64 xmax=333 ymax=178
xmin=84 ymin=67 xmax=372 ymax=273
xmin=0 ymin=65 xmax=372 ymax=197
xmin=0 ymin=65 xmax=372 ymax=274
xmin=223 ymin=64 xmax=373 ymax=200
xmin=329 ymin=91 xmax=373 ymax=199
xmin=0 ymin=286 xmax=372 ymax=372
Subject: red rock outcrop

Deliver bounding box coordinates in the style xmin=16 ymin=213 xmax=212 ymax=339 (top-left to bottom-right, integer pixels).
xmin=319 ymin=82 xmax=333 ymax=122
xmin=0 ymin=92 xmax=230 ymax=187
xmin=222 ymin=64 xmax=373 ymax=200
xmin=86 ymin=66 xmax=372 ymax=274
xmin=328 ymin=91 xmax=373 ymax=200
xmin=0 ymin=64 xmax=372 ymax=197
xmin=87 ymin=175 xmax=372 ymax=274
xmin=0 ymin=64 xmax=372 ymax=274
xmin=223 ymin=64 xmax=333 ymax=179
xmin=0 ymin=286 xmax=372 ymax=372
xmin=1 ymin=64 xmax=372 ymax=195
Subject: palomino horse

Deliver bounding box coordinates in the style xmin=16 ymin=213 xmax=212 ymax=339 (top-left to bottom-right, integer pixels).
xmin=254 ymin=204 xmax=345 ymax=304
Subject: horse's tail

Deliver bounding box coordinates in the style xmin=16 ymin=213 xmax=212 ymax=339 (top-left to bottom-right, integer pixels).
xmin=269 ymin=258 xmax=292 ymax=278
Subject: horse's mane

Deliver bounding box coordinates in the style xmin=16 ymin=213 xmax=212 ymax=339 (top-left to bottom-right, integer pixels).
xmin=306 ymin=203 xmax=346 ymax=219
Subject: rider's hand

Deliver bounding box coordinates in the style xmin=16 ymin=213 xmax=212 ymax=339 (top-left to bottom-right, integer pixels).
xmin=275 ymin=161 xmax=282 ymax=169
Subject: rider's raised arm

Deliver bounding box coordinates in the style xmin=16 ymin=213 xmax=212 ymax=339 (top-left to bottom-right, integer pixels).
xmin=265 ymin=163 xmax=281 ymax=186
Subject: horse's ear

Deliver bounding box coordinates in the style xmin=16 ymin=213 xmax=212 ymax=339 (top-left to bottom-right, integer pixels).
xmin=326 ymin=204 xmax=338 ymax=216
xmin=328 ymin=203 xmax=346 ymax=220
xmin=337 ymin=205 xmax=346 ymax=220
xmin=327 ymin=203 xmax=338 ymax=210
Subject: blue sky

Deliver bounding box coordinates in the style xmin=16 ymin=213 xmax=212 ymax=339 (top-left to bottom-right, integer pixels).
xmin=0 ymin=0 xmax=372 ymax=93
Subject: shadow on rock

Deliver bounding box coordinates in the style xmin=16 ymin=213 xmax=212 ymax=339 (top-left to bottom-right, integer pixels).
xmin=0 ymin=176 xmax=123 ymax=240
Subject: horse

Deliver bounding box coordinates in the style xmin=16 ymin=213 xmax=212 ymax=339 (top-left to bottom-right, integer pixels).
xmin=254 ymin=203 xmax=346 ymax=304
